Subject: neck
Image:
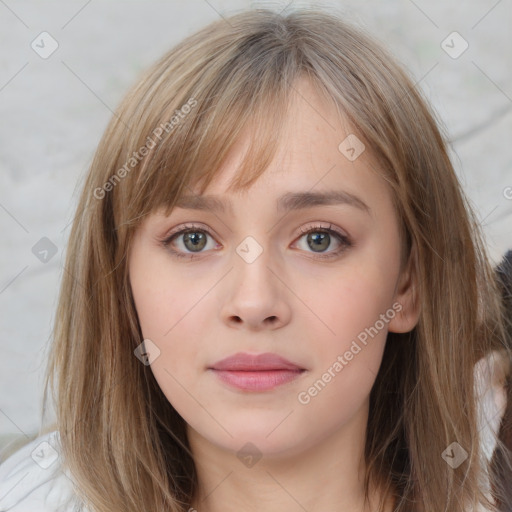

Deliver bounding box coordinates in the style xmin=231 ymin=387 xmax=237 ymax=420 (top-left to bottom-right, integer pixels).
xmin=186 ymin=400 xmax=394 ymax=512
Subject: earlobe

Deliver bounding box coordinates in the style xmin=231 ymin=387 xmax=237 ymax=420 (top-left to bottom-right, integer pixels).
xmin=388 ymin=244 xmax=421 ymax=334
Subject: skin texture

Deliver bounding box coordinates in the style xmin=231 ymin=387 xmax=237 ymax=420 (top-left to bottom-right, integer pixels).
xmin=128 ymin=78 xmax=419 ymax=512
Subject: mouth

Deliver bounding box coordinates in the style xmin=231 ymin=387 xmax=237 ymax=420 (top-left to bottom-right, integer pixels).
xmin=208 ymin=352 xmax=306 ymax=392
xmin=210 ymin=369 xmax=305 ymax=391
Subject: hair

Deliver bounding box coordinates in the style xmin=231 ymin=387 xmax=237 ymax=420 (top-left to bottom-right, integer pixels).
xmin=39 ymin=7 xmax=512 ymax=512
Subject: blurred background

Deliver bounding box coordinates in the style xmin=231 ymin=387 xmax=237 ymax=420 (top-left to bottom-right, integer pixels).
xmin=1 ymin=0 xmax=511 ymax=460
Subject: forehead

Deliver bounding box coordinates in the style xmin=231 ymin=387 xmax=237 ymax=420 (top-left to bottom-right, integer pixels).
xmin=135 ymin=76 xmax=389 ymax=229
xmin=172 ymin=189 xmax=372 ymax=217
xmin=179 ymin=79 xmax=383 ymax=212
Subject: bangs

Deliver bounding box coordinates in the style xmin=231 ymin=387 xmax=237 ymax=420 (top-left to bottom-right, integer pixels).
xmin=111 ymin=20 xmax=307 ymax=231
xmin=145 ymin=77 xmax=291 ymax=218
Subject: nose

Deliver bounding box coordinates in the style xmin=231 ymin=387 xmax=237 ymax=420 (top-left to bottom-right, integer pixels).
xmin=219 ymin=245 xmax=291 ymax=332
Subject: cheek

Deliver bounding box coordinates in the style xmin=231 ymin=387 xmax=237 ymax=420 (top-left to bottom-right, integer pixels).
xmin=313 ymin=262 xmax=398 ymax=348
xmin=296 ymin=272 xmax=391 ymax=426
xmin=129 ymin=245 xmax=200 ymax=341
xmin=299 ymin=240 xmax=400 ymax=393
xmin=129 ymin=244 xmax=213 ymax=394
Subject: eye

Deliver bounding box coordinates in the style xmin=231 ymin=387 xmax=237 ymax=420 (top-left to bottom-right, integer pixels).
xmin=160 ymin=222 xmax=352 ymax=260
xmin=293 ymin=223 xmax=352 ymax=259
xmin=161 ymin=223 xmax=218 ymax=259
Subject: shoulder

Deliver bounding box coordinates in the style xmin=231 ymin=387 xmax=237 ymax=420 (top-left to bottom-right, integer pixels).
xmin=0 ymin=430 xmax=86 ymax=512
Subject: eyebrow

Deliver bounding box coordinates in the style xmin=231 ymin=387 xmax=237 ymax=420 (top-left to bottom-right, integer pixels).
xmin=174 ymin=190 xmax=371 ymax=215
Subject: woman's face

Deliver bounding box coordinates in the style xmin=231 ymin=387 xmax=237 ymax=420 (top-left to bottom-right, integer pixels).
xmin=128 ymin=78 xmax=418 ymax=459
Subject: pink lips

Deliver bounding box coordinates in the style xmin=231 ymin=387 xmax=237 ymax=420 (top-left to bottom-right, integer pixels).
xmin=209 ymin=352 xmax=306 ymax=392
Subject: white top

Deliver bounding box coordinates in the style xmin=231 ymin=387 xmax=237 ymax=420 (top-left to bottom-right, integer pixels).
xmin=0 ymin=351 xmax=507 ymax=511
xmin=0 ymin=430 xmax=87 ymax=511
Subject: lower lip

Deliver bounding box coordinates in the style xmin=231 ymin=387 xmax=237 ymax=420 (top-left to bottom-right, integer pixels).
xmin=211 ymin=369 xmax=304 ymax=391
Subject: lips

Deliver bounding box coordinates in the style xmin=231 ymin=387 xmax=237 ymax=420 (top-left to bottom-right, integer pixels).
xmin=209 ymin=352 xmax=305 ymax=371
xmin=208 ymin=352 xmax=306 ymax=392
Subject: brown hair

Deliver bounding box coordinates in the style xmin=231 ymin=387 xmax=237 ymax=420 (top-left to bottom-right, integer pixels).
xmin=40 ymin=7 xmax=512 ymax=511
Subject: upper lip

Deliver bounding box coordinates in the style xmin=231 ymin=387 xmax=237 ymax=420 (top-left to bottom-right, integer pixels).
xmin=209 ymin=352 xmax=305 ymax=371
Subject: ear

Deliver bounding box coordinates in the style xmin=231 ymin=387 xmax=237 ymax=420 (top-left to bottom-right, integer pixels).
xmin=388 ymin=243 xmax=420 ymax=333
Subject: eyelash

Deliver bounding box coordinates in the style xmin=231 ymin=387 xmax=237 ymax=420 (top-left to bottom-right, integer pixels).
xmin=160 ymin=222 xmax=352 ymax=261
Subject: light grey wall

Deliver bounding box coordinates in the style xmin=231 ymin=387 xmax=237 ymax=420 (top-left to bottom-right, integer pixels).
xmin=1 ymin=0 xmax=511 ymax=452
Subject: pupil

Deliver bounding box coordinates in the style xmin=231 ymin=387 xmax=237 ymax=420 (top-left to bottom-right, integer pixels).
xmin=309 ymin=232 xmax=329 ymax=252
xmin=185 ymin=232 xmax=206 ymax=251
